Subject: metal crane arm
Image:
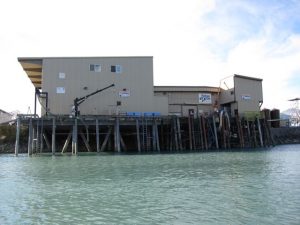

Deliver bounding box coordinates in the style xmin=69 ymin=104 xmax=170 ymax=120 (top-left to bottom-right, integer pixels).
xmin=73 ymin=83 xmax=115 ymax=116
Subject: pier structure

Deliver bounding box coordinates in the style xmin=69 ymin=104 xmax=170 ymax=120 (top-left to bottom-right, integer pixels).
xmin=14 ymin=112 xmax=274 ymax=155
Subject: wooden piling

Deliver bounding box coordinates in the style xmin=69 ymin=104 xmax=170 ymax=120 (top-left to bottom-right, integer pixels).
xmin=212 ymin=115 xmax=219 ymax=149
xmin=101 ymin=126 xmax=112 ymax=152
xmin=152 ymin=121 xmax=157 ymax=151
xmin=201 ymin=116 xmax=208 ymax=150
xmin=257 ymin=118 xmax=264 ymax=147
xmin=176 ymin=117 xmax=183 ymax=150
xmin=136 ymin=119 xmax=141 ymax=152
xmin=40 ymin=118 xmax=44 ymax=153
xmin=188 ymin=116 xmax=193 ymax=150
xmin=72 ymin=118 xmax=78 ymax=154
xmin=51 ymin=117 xmax=56 ymax=155
xmin=28 ymin=118 xmax=33 ymax=155
xmin=62 ymin=132 xmax=72 ymax=153
xmin=15 ymin=117 xmax=20 ymax=156
xmin=155 ymin=119 xmax=160 ymax=152
xmin=114 ymin=117 xmax=121 ymax=152
xmin=36 ymin=120 xmax=40 ymax=153
xmin=96 ymin=119 xmax=100 ymax=153
xmin=80 ymin=132 xmax=92 ymax=152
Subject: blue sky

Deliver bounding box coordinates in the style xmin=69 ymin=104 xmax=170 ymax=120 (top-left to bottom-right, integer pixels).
xmin=0 ymin=0 xmax=299 ymax=113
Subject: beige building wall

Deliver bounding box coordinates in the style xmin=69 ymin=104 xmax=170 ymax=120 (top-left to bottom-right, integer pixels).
xmin=42 ymin=57 xmax=167 ymax=115
xmin=219 ymin=75 xmax=263 ymax=116
xmin=154 ymin=87 xmax=219 ymax=116
xmin=234 ymin=76 xmax=263 ymax=114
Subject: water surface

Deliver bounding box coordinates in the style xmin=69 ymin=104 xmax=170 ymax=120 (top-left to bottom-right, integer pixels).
xmin=1 ymin=145 xmax=300 ymax=224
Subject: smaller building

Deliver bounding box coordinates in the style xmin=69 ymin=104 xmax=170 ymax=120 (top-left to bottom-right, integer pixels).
xmin=219 ymin=74 xmax=263 ymax=116
xmin=154 ymin=86 xmax=219 ymax=117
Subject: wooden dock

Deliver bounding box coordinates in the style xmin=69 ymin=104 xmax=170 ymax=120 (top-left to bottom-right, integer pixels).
xmin=14 ymin=114 xmax=274 ymax=155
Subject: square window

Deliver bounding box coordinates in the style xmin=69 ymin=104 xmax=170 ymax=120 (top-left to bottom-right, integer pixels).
xmin=90 ymin=64 xmax=101 ymax=72
xmin=111 ymin=65 xmax=122 ymax=73
xmin=111 ymin=65 xmax=116 ymax=72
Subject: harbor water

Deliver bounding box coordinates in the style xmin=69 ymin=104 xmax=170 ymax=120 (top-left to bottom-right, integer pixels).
xmin=1 ymin=145 xmax=300 ymax=224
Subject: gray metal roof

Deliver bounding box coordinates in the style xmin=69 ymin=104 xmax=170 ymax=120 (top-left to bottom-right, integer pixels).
xmin=154 ymin=86 xmax=221 ymax=93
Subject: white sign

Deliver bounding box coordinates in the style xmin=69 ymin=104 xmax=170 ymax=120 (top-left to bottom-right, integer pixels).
xmin=56 ymin=87 xmax=65 ymax=94
xmin=58 ymin=72 xmax=65 ymax=79
xmin=199 ymin=93 xmax=212 ymax=104
xmin=119 ymin=90 xmax=130 ymax=97
xmin=242 ymin=95 xmax=251 ymax=100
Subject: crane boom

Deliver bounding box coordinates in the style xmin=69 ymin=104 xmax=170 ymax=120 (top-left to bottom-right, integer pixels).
xmin=73 ymin=84 xmax=115 ymax=116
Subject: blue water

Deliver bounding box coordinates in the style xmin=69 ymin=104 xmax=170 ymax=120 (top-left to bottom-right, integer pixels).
xmin=1 ymin=145 xmax=300 ymax=224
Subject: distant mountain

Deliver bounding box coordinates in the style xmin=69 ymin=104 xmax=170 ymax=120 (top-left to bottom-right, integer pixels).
xmin=281 ymin=108 xmax=300 ymax=119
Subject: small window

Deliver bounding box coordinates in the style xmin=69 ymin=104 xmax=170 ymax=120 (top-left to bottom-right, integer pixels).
xmin=90 ymin=64 xmax=101 ymax=72
xmin=111 ymin=65 xmax=122 ymax=73
xmin=58 ymin=72 xmax=65 ymax=79
xmin=56 ymin=87 xmax=65 ymax=94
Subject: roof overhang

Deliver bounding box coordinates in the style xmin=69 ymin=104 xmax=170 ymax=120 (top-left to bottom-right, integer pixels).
xmin=18 ymin=57 xmax=43 ymax=88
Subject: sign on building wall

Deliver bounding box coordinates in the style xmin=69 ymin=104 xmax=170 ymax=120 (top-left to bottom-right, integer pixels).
xmin=241 ymin=95 xmax=251 ymax=100
xmin=119 ymin=90 xmax=130 ymax=97
xmin=199 ymin=93 xmax=212 ymax=104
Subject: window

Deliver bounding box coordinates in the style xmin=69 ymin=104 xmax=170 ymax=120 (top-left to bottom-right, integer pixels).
xmin=56 ymin=87 xmax=65 ymax=94
xmin=90 ymin=64 xmax=101 ymax=72
xmin=58 ymin=72 xmax=65 ymax=79
xmin=111 ymin=65 xmax=122 ymax=73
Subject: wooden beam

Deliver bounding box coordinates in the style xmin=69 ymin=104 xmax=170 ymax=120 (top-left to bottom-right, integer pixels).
xmin=52 ymin=118 xmax=56 ymax=155
xmin=96 ymin=119 xmax=100 ymax=153
xmin=61 ymin=132 xmax=72 ymax=153
xmin=28 ymin=118 xmax=33 ymax=155
xmin=100 ymin=127 xmax=112 ymax=152
xmin=80 ymin=132 xmax=92 ymax=152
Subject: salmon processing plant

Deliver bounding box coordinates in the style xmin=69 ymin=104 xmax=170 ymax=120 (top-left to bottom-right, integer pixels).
xmin=15 ymin=56 xmax=277 ymax=155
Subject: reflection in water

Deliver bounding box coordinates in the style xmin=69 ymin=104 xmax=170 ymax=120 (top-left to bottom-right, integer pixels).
xmin=0 ymin=145 xmax=300 ymax=224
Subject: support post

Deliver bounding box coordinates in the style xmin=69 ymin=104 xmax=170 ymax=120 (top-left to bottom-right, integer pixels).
xmin=155 ymin=119 xmax=160 ymax=152
xmin=257 ymin=118 xmax=264 ymax=147
xmin=212 ymin=115 xmax=219 ymax=149
xmin=15 ymin=117 xmax=20 ymax=156
xmin=188 ymin=116 xmax=193 ymax=150
xmin=80 ymin=132 xmax=92 ymax=152
xmin=100 ymin=127 xmax=112 ymax=152
xmin=96 ymin=119 xmax=100 ymax=153
xmin=72 ymin=118 xmax=78 ymax=154
xmin=136 ymin=119 xmax=141 ymax=153
xmin=202 ymin=116 xmax=208 ymax=150
xmin=34 ymin=88 xmax=37 ymax=117
xmin=114 ymin=117 xmax=121 ymax=152
xmin=52 ymin=117 xmax=56 ymax=155
xmin=43 ymin=133 xmax=51 ymax=150
xmin=61 ymin=132 xmax=72 ymax=153
xmin=40 ymin=118 xmax=44 ymax=153
xmin=176 ymin=117 xmax=183 ymax=150
xmin=120 ymin=134 xmax=127 ymax=152
xmin=152 ymin=119 xmax=157 ymax=151
xmin=28 ymin=118 xmax=33 ymax=155
xmin=36 ymin=120 xmax=40 ymax=153
xmin=173 ymin=117 xmax=179 ymax=151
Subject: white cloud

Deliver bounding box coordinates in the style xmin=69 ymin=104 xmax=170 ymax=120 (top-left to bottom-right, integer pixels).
xmin=0 ymin=0 xmax=299 ymax=113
